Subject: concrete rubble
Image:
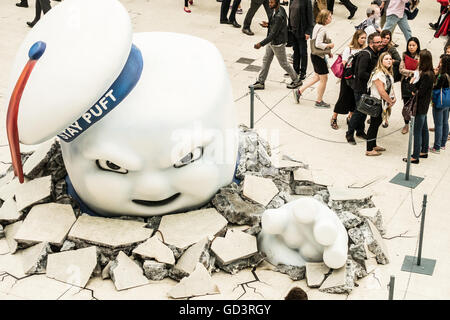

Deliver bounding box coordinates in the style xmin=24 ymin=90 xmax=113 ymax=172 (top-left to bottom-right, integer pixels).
xmin=109 ymin=251 xmax=149 ymax=291
xmin=306 ymin=262 xmax=330 ymax=288
xmin=14 ymin=203 xmax=76 ymax=246
xmin=132 ymin=235 xmax=175 ymax=265
xmin=14 ymin=176 xmax=52 ymax=212
xmin=168 ymin=263 xmax=220 ymax=299
xmin=242 ymin=175 xmax=279 ymax=207
xmin=46 ymin=246 xmax=98 ymax=287
xmin=19 ymin=241 xmax=52 ymax=275
xmin=0 ymin=126 xmax=389 ymax=297
xmin=158 ymin=208 xmax=227 ymax=249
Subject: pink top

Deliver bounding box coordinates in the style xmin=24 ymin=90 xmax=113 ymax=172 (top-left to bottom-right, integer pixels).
xmin=386 ymin=0 xmax=409 ymax=19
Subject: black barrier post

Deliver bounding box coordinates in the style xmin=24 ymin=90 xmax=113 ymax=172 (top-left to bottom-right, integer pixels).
xmin=390 ymin=116 xmax=424 ymax=188
xmin=249 ymin=86 xmax=254 ymax=129
xmin=401 ymin=193 xmax=436 ymax=276
xmin=388 ymin=276 xmax=395 ymax=300
xmin=417 ymin=194 xmax=427 ymax=266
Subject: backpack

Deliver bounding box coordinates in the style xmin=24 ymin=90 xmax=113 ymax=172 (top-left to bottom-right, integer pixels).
xmin=343 ymin=49 xmax=372 ymax=90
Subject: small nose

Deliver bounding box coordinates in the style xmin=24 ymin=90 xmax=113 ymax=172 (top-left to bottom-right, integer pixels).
xmin=132 ymin=171 xmax=172 ymax=199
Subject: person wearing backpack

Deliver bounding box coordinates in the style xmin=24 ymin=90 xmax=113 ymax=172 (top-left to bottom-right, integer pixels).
xmin=365 ymin=52 xmax=396 ymax=156
xmin=331 ymin=29 xmax=366 ymax=130
xmin=345 ymin=32 xmax=382 ymax=145
xmin=430 ymin=54 xmax=450 ymax=153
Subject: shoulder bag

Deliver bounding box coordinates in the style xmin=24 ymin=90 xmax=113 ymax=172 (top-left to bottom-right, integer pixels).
xmin=310 ymin=26 xmax=331 ymax=57
xmin=432 ymin=74 xmax=450 ymax=109
xmin=402 ymin=95 xmax=418 ymax=122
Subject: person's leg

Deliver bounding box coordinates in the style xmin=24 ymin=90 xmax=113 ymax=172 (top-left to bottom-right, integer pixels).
xmin=40 ymin=0 xmax=51 ymax=14
xmin=262 ymin=0 xmax=273 ymax=19
xmin=258 ymin=45 xmax=275 ymax=83
xmin=243 ymin=0 xmax=260 ymax=29
xmin=341 ymin=0 xmax=357 ymax=13
xmin=292 ymin=35 xmax=300 ymax=75
xmin=412 ymin=115 xmax=425 ymax=159
xmin=273 ymin=44 xmax=298 ymax=81
xmin=442 ymin=108 xmax=449 ymax=147
xmin=432 ymin=107 xmax=443 ymax=150
xmin=326 ymin=0 xmax=335 ymax=13
xmin=421 ymin=115 xmax=429 ymax=154
xmin=298 ymin=37 xmax=308 ymax=77
xmin=299 ymin=73 xmax=320 ymax=93
xmin=347 ymin=93 xmax=363 ymax=136
xmin=229 ymin=0 xmax=242 ymax=23
xmin=383 ymin=14 xmax=399 ymax=33
xmin=366 ymin=115 xmax=383 ymax=151
xmin=220 ymin=0 xmax=232 ymax=22
xmin=316 ymin=74 xmax=328 ymax=102
xmin=396 ymin=15 xmax=412 ymax=41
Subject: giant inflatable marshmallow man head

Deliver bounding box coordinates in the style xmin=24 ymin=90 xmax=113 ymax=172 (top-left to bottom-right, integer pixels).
xmin=6 ymin=0 xmax=238 ymax=217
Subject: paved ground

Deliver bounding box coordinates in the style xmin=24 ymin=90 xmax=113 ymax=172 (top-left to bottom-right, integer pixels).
xmin=0 ymin=0 xmax=449 ymax=300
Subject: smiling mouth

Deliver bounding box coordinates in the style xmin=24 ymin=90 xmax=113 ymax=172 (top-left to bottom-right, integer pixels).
xmin=132 ymin=193 xmax=181 ymax=207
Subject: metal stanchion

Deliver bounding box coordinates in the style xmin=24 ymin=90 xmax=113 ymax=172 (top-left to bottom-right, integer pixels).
xmin=249 ymin=86 xmax=254 ymax=129
xmin=388 ymin=276 xmax=395 ymax=300
xmin=401 ymin=194 xmax=436 ymax=276
xmin=390 ymin=116 xmax=424 ymax=188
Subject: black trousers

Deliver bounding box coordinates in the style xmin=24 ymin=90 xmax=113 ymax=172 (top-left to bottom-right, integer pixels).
xmin=33 ymin=0 xmax=51 ymax=22
xmin=347 ymin=93 xmax=366 ymax=136
xmin=292 ymin=34 xmax=308 ymax=76
xmin=220 ymin=0 xmax=242 ymax=23
xmin=327 ymin=0 xmax=357 ymax=14
xmin=366 ymin=114 xmax=383 ymax=151
xmin=243 ymin=0 xmax=271 ymax=30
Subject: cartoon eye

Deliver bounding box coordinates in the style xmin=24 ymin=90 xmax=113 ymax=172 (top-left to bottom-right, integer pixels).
xmin=96 ymin=160 xmax=128 ymax=174
xmin=174 ymin=146 xmax=204 ymax=168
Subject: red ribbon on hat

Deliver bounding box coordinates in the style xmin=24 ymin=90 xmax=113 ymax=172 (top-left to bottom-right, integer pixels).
xmin=6 ymin=41 xmax=46 ymax=183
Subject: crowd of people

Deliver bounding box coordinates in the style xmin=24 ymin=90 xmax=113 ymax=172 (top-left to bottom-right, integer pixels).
xmin=12 ymin=0 xmax=450 ymax=163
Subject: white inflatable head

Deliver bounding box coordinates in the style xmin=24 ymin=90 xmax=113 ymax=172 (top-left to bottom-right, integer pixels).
xmin=7 ymin=0 xmax=238 ymax=217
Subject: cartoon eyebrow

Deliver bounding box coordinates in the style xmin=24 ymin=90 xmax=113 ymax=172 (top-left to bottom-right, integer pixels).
xmin=83 ymin=144 xmax=143 ymax=171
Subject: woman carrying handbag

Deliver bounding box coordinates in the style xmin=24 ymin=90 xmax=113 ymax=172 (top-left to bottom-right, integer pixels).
xmin=330 ymin=29 xmax=366 ymax=129
xmin=364 ymin=52 xmax=396 ymax=156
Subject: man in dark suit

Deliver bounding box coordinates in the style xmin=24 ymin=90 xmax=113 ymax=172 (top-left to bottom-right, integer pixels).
xmin=220 ymin=0 xmax=242 ymax=28
xmin=242 ymin=0 xmax=272 ymax=36
xmin=27 ymin=0 xmax=51 ymax=28
xmin=16 ymin=0 xmax=28 ymax=7
xmin=288 ymin=0 xmax=313 ymax=81
xmin=327 ymin=0 xmax=358 ymax=19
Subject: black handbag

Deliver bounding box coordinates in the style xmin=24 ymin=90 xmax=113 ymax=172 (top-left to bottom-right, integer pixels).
xmin=402 ymin=95 xmax=418 ymax=122
xmin=357 ymin=94 xmax=382 ymax=117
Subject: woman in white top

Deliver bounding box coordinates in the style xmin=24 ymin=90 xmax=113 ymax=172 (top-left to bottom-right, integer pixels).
xmin=293 ymin=9 xmax=334 ymax=108
xmin=331 ymin=29 xmax=367 ymax=129
xmin=365 ymin=52 xmax=396 ymax=156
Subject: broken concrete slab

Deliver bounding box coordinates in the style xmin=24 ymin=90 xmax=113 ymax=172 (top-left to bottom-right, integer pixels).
xmin=336 ymin=211 xmax=363 ymax=229
xmin=19 ymin=242 xmax=51 ymax=275
xmin=311 ymin=170 xmax=334 ymax=187
xmin=0 ymin=177 xmax=28 ymax=202
xmin=68 ymin=215 xmax=153 ymax=248
xmin=270 ymin=157 xmax=303 ymax=169
xmin=274 ymin=264 xmax=306 ymax=281
xmin=4 ymin=221 xmax=22 ymax=254
xmin=358 ymin=207 xmax=386 ymax=235
xmin=14 ymin=176 xmax=52 ymax=211
xmin=306 ymin=263 xmax=330 ymax=288
xmin=211 ymin=229 xmax=258 ymax=265
xmin=364 ymin=258 xmax=378 ymax=274
xmin=319 ymin=266 xmax=348 ymax=294
xmin=101 ymin=261 xmax=114 ymax=280
xmin=158 ymin=208 xmax=227 ymax=249
xmin=132 ymin=236 xmax=175 ymax=265
xmin=212 ymin=186 xmax=265 ymax=225
xmin=46 ymin=246 xmax=97 ymax=287
xmin=0 ymin=197 xmax=21 ymax=224
xmin=218 ymin=252 xmax=265 ymax=275
xmin=22 ymin=139 xmax=56 ymax=178
xmin=60 ymin=240 xmax=76 ymax=252
xmin=348 ymin=175 xmax=384 ymax=189
xmin=168 ymin=263 xmax=220 ymax=299
xmin=143 ymin=260 xmax=170 ymax=281
xmin=174 ymin=237 xmax=210 ymax=276
xmin=110 ymin=251 xmax=149 ymax=291
xmin=327 ymin=186 xmax=372 ymax=201
xmin=14 ymin=203 xmax=76 ymax=246
xmin=242 ymin=175 xmax=279 ymax=206
xmin=293 ymin=168 xmax=314 ymax=182
xmin=366 ymin=220 xmax=390 ymax=265
xmin=0 ymin=171 xmax=14 ymax=189
xmin=294 ymin=186 xmax=314 ymax=196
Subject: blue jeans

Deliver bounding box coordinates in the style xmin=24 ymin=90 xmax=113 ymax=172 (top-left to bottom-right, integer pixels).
xmin=383 ymin=14 xmax=412 ymax=41
xmin=432 ymin=107 xmax=449 ymax=150
xmin=412 ymin=114 xmax=429 ymax=159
